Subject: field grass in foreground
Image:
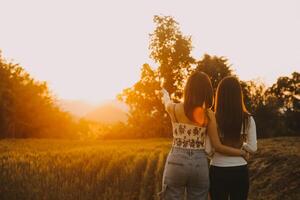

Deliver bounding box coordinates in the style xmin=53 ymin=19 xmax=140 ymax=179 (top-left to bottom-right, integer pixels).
xmin=0 ymin=137 xmax=299 ymax=200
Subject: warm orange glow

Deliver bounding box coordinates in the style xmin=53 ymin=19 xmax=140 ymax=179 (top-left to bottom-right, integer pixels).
xmin=1 ymin=0 xmax=299 ymax=103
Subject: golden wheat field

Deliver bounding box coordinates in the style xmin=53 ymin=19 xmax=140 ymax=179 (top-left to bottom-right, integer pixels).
xmin=0 ymin=137 xmax=299 ymax=200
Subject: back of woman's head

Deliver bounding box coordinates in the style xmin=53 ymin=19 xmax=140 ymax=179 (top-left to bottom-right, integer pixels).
xmin=184 ymin=71 xmax=213 ymax=122
xmin=214 ymin=76 xmax=250 ymax=147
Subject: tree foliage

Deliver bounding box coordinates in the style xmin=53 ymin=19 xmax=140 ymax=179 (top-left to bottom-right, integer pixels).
xmin=118 ymin=15 xmax=300 ymax=139
xmin=118 ymin=64 xmax=169 ymax=137
xmin=1 ymin=15 xmax=299 ymax=139
xmin=0 ymin=53 xmax=77 ymax=138
xmin=149 ymin=15 xmax=194 ymax=99
xmin=241 ymin=72 xmax=300 ymax=137
xmin=196 ymin=54 xmax=233 ymax=90
xmin=266 ymin=72 xmax=300 ymax=135
xmin=119 ymin=16 xmax=194 ymax=137
xmin=119 ymin=16 xmax=250 ymax=138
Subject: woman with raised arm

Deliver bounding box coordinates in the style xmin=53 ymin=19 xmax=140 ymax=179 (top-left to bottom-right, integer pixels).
xmin=158 ymin=72 xmax=248 ymax=200
xmin=209 ymin=76 xmax=257 ymax=200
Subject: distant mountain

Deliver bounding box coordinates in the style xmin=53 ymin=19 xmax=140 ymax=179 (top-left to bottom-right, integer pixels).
xmin=57 ymin=99 xmax=128 ymax=124
xmin=85 ymin=101 xmax=128 ymax=124
xmin=57 ymin=99 xmax=97 ymax=117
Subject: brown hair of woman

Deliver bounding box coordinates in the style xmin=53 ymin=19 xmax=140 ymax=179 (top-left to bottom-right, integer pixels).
xmin=214 ymin=76 xmax=250 ymax=148
xmin=184 ymin=71 xmax=214 ymax=125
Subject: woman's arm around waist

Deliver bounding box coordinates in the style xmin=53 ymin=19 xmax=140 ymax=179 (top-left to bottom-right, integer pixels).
xmin=206 ymin=110 xmax=246 ymax=157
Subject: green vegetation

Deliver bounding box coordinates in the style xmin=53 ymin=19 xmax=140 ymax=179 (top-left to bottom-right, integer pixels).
xmin=1 ymin=137 xmax=299 ymax=200
xmin=0 ymin=53 xmax=77 ymax=139
xmin=0 ymin=15 xmax=299 ymax=139
xmin=118 ymin=15 xmax=300 ymax=139
xmin=0 ymin=139 xmax=170 ymax=200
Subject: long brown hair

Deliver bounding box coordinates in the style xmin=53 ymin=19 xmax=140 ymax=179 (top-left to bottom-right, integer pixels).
xmin=184 ymin=71 xmax=214 ymax=123
xmin=214 ymin=76 xmax=250 ymax=147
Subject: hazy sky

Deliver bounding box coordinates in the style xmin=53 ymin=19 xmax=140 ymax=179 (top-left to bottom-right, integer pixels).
xmin=1 ymin=0 xmax=299 ymax=103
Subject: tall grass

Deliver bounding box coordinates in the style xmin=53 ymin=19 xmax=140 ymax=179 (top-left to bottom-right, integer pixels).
xmin=1 ymin=138 xmax=299 ymax=200
xmin=0 ymin=139 xmax=170 ymax=200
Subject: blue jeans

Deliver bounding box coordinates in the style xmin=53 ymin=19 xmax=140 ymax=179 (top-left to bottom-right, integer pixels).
xmin=158 ymin=147 xmax=209 ymax=200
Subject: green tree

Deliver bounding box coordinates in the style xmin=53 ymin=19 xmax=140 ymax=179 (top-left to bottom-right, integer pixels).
xmin=196 ymin=54 xmax=233 ymax=91
xmin=242 ymin=72 xmax=300 ymax=137
xmin=0 ymin=52 xmax=77 ymax=138
xmin=118 ymin=16 xmax=194 ymax=137
xmin=241 ymin=80 xmax=266 ymax=113
xmin=118 ymin=64 xmax=170 ymax=137
xmin=268 ymin=72 xmax=300 ymax=111
xmin=267 ymin=72 xmax=300 ymax=135
xmin=241 ymin=80 xmax=281 ymax=137
xmin=149 ymin=15 xmax=194 ymax=100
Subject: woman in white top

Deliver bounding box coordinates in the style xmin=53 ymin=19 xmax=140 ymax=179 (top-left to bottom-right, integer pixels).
xmin=210 ymin=76 xmax=257 ymax=200
xmin=159 ymin=72 xmax=249 ymax=200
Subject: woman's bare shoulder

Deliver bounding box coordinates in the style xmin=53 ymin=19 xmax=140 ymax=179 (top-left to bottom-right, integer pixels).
xmin=166 ymin=102 xmax=182 ymax=113
xmin=206 ymin=108 xmax=214 ymax=115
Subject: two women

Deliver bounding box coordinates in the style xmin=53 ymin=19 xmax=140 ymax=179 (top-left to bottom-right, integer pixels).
xmin=159 ymin=72 xmax=257 ymax=200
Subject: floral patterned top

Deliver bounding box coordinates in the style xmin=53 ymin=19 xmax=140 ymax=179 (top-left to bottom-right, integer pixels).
xmin=172 ymin=122 xmax=208 ymax=149
xmin=161 ymin=88 xmax=211 ymax=151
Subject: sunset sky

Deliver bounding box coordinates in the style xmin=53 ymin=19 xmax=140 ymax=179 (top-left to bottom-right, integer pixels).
xmin=1 ymin=0 xmax=299 ymax=103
